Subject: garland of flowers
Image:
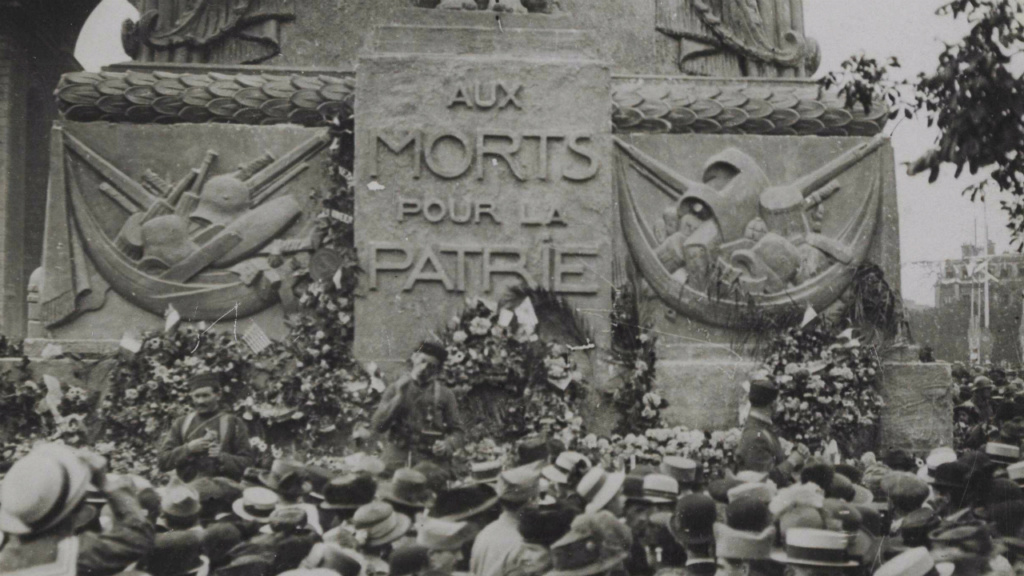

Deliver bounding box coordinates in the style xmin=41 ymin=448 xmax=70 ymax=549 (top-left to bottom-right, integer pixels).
xmin=761 ymin=323 xmax=885 ymax=457
xmin=607 ymin=283 xmax=664 ymax=435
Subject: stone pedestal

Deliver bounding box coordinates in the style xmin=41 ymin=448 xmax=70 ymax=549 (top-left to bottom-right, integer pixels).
xmin=353 ymin=12 xmax=613 ymax=375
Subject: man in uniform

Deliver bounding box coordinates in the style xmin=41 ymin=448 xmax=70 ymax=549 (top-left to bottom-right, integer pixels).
xmin=157 ymin=373 xmax=255 ymax=482
xmin=736 ymin=374 xmax=803 ymax=485
xmin=372 ymin=342 xmax=463 ymax=474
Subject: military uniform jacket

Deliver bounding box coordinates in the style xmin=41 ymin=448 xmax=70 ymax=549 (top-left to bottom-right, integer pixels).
xmin=157 ymin=410 xmax=254 ymax=482
xmin=372 ymin=377 xmax=463 ymax=452
xmin=735 ymin=411 xmax=785 ymax=473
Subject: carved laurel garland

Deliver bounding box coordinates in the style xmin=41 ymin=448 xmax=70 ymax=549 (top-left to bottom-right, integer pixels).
xmin=55 ymin=70 xmax=355 ymax=126
xmin=55 ymin=70 xmax=887 ymax=137
xmin=611 ymin=81 xmax=889 ymax=137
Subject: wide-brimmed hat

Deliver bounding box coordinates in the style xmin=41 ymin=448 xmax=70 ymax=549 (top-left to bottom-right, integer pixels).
xmin=517 ymin=436 xmax=552 ymax=466
xmin=899 ymin=508 xmax=941 ymax=547
xmin=191 ymin=477 xmax=243 ymax=521
xmin=498 ymin=462 xmax=543 ymax=504
xmin=201 ymin=522 xmax=243 ymax=566
xmin=162 ymin=484 xmax=202 ymax=519
xmin=470 ymin=461 xmax=502 ymax=485
xmin=932 ymin=461 xmax=970 ymax=491
xmin=875 ymin=547 xmax=954 ymax=576
xmin=576 ymin=467 xmax=625 ymax=513
xmin=430 ymin=484 xmax=499 ymax=522
xmin=0 ymin=444 xmax=93 ymax=535
xmin=519 ymin=502 xmax=576 ymax=547
xmin=231 ymin=487 xmax=279 ymax=523
xmin=973 ymin=376 xmax=995 ymax=391
xmin=769 ymin=528 xmax=859 ymax=567
xmin=543 ymin=452 xmax=592 ymax=485
xmin=258 ymin=459 xmax=313 ymax=498
xmin=713 ymin=523 xmax=775 ymax=561
xmin=546 ymin=511 xmax=632 ymax=576
xmin=726 ymin=497 xmax=772 ymax=532
xmin=412 ymin=461 xmax=448 ymax=494
xmin=351 ymin=502 xmax=412 ymax=548
xmin=669 ymin=493 xmax=716 ymax=546
xmin=143 ymin=531 xmax=211 ymax=576
xmin=319 ymin=474 xmax=377 ymax=511
xmin=416 ymin=518 xmax=476 ymax=551
xmin=659 ymin=456 xmax=701 ymax=487
xmin=259 ymin=507 xmax=311 ymax=535
xmin=379 ymin=468 xmax=435 ymax=509
xmin=388 ymin=545 xmax=429 ymax=576
xmin=747 ymin=374 xmax=778 ymax=405
xmin=708 ymin=478 xmax=744 ymax=504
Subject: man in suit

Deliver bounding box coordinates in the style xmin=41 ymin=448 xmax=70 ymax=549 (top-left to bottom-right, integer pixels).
xmin=735 ymin=374 xmax=803 ymax=485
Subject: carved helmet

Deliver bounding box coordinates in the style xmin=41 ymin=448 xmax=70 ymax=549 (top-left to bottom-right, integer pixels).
xmin=677 ymin=148 xmax=769 ymax=243
xmin=190 ymin=172 xmax=251 ymax=228
xmin=140 ymin=215 xmax=199 ymax=270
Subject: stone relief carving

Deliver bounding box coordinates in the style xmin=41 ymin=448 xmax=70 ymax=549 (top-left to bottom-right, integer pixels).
xmin=418 ymin=0 xmax=560 ymax=14
xmin=614 ymin=135 xmax=886 ymax=328
xmin=656 ymin=0 xmax=819 ymax=77
xmin=122 ymin=0 xmax=295 ymax=65
xmin=39 ymin=126 xmax=329 ymax=326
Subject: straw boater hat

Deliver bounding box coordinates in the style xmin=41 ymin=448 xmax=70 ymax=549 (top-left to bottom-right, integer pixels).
xmin=985 ymin=442 xmax=1020 ymax=466
xmin=630 ymin=474 xmax=679 ymax=505
xmin=1007 ymin=461 xmax=1024 ymax=485
xmin=470 ymin=461 xmax=503 ymax=485
xmin=713 ymin=523 xmax=775 ymax=561
xmin=0 ymin=444 xmax=93 ymax=536
xmin=770 ymin=528 xmax=859 ymax=567
xmin=351 ymin=502 xmax=412 ymax=548
xmin=161 ymin=484 xmax=202 ymax=521
xmin=576 ymin=467 xmax=625 ymax=514
xmin=543 ymin=452 xmax=592 ymax=485
xmin=231 ymin=487 xmax=279 ymax=523
xmin=380 ymin=469 xmax=435 ymax=509
xmin=875 ymin=547 xmax=954 ymax=576
xmin=659 ymin=456 xmax=701 ymax=488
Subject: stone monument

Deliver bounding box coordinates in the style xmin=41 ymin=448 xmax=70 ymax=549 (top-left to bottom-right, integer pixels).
xmin=22 ymin=0 xmax=950 ymax=449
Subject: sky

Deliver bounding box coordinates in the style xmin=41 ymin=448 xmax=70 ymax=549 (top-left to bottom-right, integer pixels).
xmin=73 ymin=0 xmax=1007 ymax=307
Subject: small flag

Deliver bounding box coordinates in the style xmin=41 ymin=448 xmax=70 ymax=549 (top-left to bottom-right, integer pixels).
xmin=800 ymin=305 xmax=818 ymax=328
xmin=367 ymin=181 xmax=385 ymax=192
xmin=40 ymin=343 xmax=64 ymax=359
xmin=120 ymin=331 xmax=143 ymax=354
xmin=330 ymin=210 xmax=353 ymax=224
xmin=40 ymin=374 xmax=63 ymax=421
xmin=242 ymin=322 xmax=273 ymax=354
xmin=333 ymin=268 xmax=343 ymax=290
xmin=514 ymin=298 xmax=539 ymax=332
xmin=497 ymin=309 xmax=515 ymax=328
xmin=165 ymin=305 xmax=181 ymax=333
xmin=836 ymin=328 xmax=854 ymax=341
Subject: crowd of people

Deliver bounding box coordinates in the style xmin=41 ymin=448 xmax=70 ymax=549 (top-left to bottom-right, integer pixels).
xmin=4 ymin=349 xmax=1024 ymax=576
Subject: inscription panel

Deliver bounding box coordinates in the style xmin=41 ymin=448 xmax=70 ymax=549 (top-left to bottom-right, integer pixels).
xmin=354 ymin=52 xmax=612 ymax=365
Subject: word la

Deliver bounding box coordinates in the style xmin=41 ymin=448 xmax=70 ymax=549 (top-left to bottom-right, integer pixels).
xmin=448 ymin=81 xmax=523 ymax=110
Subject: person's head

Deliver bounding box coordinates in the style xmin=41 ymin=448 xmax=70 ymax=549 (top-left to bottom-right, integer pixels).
xmin=188 ymin=373 xmax=222 ymax=414
xmin=412 ymin=341 xmax=447 ymax=381
xmin=417 ymin=518 xmax=475 ymax=573
xmin=715 ymin=557 xmax=748 ymax=576
xmin=497 ymin=462 xmax=543 ymax=512
xmin=747 ymin=375 xmax=778 ymax=410
xmin=0 ymin=444 xmax=94 ymax=540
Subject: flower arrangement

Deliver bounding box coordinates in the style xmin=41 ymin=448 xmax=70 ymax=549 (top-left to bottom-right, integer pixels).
xmin=607 ymin=283 xmax=665 ymax=434
xmin=761 ymin=324 xmax=885 ymax=456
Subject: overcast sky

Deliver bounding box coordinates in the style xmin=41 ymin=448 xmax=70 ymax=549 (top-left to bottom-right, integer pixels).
xmin=74 ymin=0 xmax=1004 ymax=306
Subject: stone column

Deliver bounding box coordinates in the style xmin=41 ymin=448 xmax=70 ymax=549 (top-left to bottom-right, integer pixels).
xmin=0 ymin=13 xmax=28 ymax=338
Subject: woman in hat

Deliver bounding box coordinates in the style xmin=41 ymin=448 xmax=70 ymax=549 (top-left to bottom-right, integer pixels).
xmin=259 ymin=458 xmax=323 ymax=534
xmin=319 ymin=474 xmax=378 ymax=531
xmin=350 ymin=502 xmax=414 ymax=575
xmin=545 ymin=511 xmax=631 ymax=576
xmin=418 ymin=518 xmax=478 ymax=576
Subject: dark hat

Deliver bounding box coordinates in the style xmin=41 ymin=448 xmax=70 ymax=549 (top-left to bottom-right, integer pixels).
xmin=986 ymin=478 xmax=1024 ymax=508
xmin=991 ymin=499 xmax=1024 ymax=537
xmin=389 ymin=545 xmax=429 ymax=576
xmin=212 ymin=554 xmax=273 ymax=576
xmin=258 ymin=459 xmax=313 ymax=498
xmin=834 ymin=463 xmax=864 ymax=485
xmin=517 ymin=436 xmax=551 ymax=466
xmin=416 ymin=341 xmax=448 ymax=364
xmin=304 ymin=465 xmax=336 ymax=497
xmin=518 ymin=502 xmax=576 ymax=547
xmin=320 ymin=474 xmax=377 ymax=511
xmin=265 ymin=507 xmax=310 ymax=534
xmin=800 ymin=459 xmax=835 ymax=492
xmin=380 ymin=468 xmax=435 ymax=509
xmin=707 ymin=478 xmax=744 ymax=504
xmin=882 ymin=472 xmax=930 ymax=512
xmin=826 ymin=473 xmax=856 ymax=502
xmin=748 ymin=376 xmax=778 ymax=407
xmin=726 ymin=497 xmax=772 ymax=532
xmin=188 ymin=373 xmax=222 ymax=392
xmin=882 ymin=449 xmax=917 ymax=472
xmin=201 ymin=523 xmax=243 ymax=567
xmin=958 ymin=451 xmax=997 ymax=486
xmin=430 ymin=484 xmax=499 ymax=522
xmin=854 ymin=504 xmax=883 ymax=537
xmin=929 ymin=523 xmax=998 ymax=558
xmin=548 ymin=511 xmax=632 ymax=576
xmin=413 ymin=461 xmax=448 ymax=494
xmin=932 ymin=461 xmax=970 ymax=491
xmin=142 ymin=532 xmax=210 ymax=576
xmin=669 ymin=493 xmax=716 ymax=546
xmin=899 ymin=508 xmax=940 ymax=547
xmin=973 ymin=376 xmax=995 ymax=391
xmin=190 ymin=478 xmax=243 ymax=521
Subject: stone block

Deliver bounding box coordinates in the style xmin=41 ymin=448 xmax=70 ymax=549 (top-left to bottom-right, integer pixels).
xmin=879 ymin=361 xmax=954 ymax=452
xmin=655 ymin=358 xmax=757 ymax=431
xmin=33 ymin=122 xmax=334 ymax=348
xmin=354 ymin=18 xmax=613 ymax=374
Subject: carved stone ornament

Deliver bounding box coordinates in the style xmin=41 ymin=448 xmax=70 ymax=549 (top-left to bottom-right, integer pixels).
xmin=656 ymin=0 xmax=819 ymax=78
xmin=614 ymin=135 xmax=886 ymax=328
xmin=122 ymin=0 xmax=296 ymax=65
xmin=612 ymin=81 xmax=888 ymax=137
xmin=40 ymin=125 xmax=329 ymax=326
xmin=55 ymin=71 xmax=355 ymax=126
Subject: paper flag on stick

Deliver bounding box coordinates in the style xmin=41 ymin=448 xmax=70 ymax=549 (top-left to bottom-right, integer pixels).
xmin=165 ymin=305 xmax=181 ymax=333
xmin=41 ymin=374 xmax=63 ymax=421
xmin=800 ymin=305 xmax=818 ymax=328
xmin=242 ymin=322 xmax=273 ymax=354
xmin=497 ymin=309 xmax=515 ymax=328
xmin=333 ymin=268 xmax=343 ymax=290
xmin=514 ymin=298 xmax=539 ymax=332
xmin=120 ymin=331 xmax=143 ymax=354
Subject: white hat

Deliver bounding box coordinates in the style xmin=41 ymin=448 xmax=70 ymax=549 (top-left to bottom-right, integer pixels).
xmin=727 ymin=482 xmax=776 ymax=504
xmin=637 ymin=474 xmax=679 ymax=504
xmin=769 ymin=528 xmax=858 ymax=567
xmin=231 ymin=487 xmax=279 ymax=523
xmin=874 ymin=547 xmax=954 ymax=576
xmin=985 ymin=442 xmax=1020 ymax=464
xmin=1008 ymin=461 xmax=1024 ymax=484
xmin=576 ymin=467 xmax=625 ymax=513
xmin=0 ymin=444 xmax=93 ymax=535
xmin=542 ymin=452 xmax=592 ymax=485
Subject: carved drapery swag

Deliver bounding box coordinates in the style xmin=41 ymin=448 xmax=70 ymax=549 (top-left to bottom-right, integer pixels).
xmin=123 ymin=0 xmax=296 ymax=65
xmin=656 ymin=0 xmax=819 ymax=78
